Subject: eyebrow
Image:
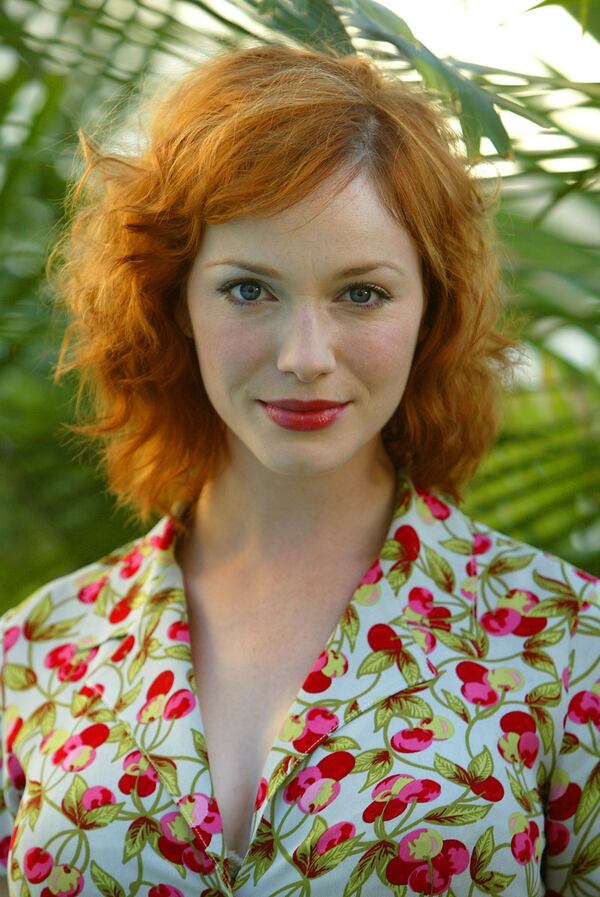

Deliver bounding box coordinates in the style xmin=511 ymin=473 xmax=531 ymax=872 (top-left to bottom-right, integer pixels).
xmin=204 ymin=259 xmax=406 ymax=278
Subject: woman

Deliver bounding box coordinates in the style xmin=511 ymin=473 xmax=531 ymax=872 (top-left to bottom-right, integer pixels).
xmin=0 ymin=44 xmax=597 ymax=897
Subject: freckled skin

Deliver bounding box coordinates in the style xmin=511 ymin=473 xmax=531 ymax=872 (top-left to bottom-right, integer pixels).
xmin=180 ymin=169 xmax=424 ymax=485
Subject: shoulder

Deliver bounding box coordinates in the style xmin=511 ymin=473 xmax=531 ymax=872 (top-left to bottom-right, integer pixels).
xmin=0 ymin=515 xmax=178 ymax=646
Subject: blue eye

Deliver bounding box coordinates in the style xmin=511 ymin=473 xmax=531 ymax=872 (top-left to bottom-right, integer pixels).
xmin=217 ymin=279 xmax=392 ymax=311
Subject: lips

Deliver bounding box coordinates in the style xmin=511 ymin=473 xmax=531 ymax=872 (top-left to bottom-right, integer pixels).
xmin=260 ymin=400 xmax=349 ymax=411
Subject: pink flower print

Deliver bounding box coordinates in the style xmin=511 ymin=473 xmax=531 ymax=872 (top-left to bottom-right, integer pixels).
xmin=6 ymin=714 xmax=23 ymax=754
xmin=292 ymin=707 xmax=339 ymax=754
xmin=139 ymin=670 xmax=175 ymax=722
xmin=77 ymin=575 xmax=108 ymax=604
xmin=548 ymin=774 xmax=581 ymax=822
xmin=406 ymin=587 xmax=451 ymax=631
xmin=509 ymin=815 xmax=541 ymax=865
xmin=111 ymin=633 xmax=135 ymax=662
xmin=386 ymin=828 xmax=469 ymax=893
xmin=157 ymin=808 xmax=216 ymax=875
xmin=3 ymin=624 xmax=20 ymax=654
xmin=23 ymin=846 xmax=54 ymax=883
xmin=362 ymin=774 xmax=440 ymax=823
xmin=119 ymin=750 xmax=161 ymax=797
xmin=51 ymin=723 xmax=110 ymax=772
xmin=316 ymin=821 xmax=356 ymax=856
xmin=43 ymin=863 xmax=85 ymax=896
xmin=498 ymin=711 xmax=539 ymax=767
xmin=456 ymin=661 xmax=523 ymax=706
xmin=392 ymin=715 xmax=454 ymax=754
xmin=460 ymin=558 xmax=478 ymax=601
xmin=482 ymin=589 xmax=546 ymax=637
xmin=72 ymin=682 xmax=105 ymax=718
xmin=108 ymin=586 xmax=140 ymax=624
xmin=167 ymin=620 xmax=190 ymax=643
xmin=255 ymin=777 xmax=268 ymax=810
xmin=44 ymin=643 xmax=98 ymax=683
xmin=415 ymin=487 xmax=451 ymax=523
xmin=303 ymin=648 xmax=348 ymax=693
xmin=81 ymin=784 xmax=116 ymax=811
xmin=120 ymin=547 xmax=144 ymax=578
xmin=151 ymin=519 xmax=177 ymax=551
xmin=164 ymin=689 xmax=196 ymax=720
xmin=575 ymin=568 xmax=598 ymax=583
xmin=472 ymin=533 xmax=492 ymax=554
xmin=362 ymin=558 xmax=384 ymax=585
xmin=7 ymin=753 xmax=25 ymax=792
xmin=149 ymin=886 xmax=185 ymax=897
xmin=567 ymin=687 xmax=600 ymax=731
xmin=179 ymin=792 xmax=223 ymax=836
xmin=284 ymin=751 xmax=355 ymax=814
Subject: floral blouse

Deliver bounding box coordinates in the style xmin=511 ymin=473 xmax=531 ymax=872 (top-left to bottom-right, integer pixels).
xmin=0 ymin=473 xmax=598 ymax=897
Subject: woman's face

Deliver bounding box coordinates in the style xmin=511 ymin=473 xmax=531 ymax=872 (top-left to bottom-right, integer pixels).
xmin=182 ymin=171 xmax=424 ymax=478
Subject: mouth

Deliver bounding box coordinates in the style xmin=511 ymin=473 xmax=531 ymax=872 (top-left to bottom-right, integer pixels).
xmin=259 ymin=400 xmax=350 ymax=412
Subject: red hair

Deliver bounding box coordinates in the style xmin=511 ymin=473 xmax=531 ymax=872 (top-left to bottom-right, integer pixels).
xmin=50 ymin=44 xmax=518 ymax=535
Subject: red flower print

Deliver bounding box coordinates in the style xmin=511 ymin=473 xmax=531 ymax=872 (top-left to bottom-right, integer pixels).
xmin=386 ymin=828 xmax=469 ymax=894
xmin=393 ymin=525 xmax=421 ymax=560
xmin=164 ymin=689 xmax=196 ymax=720
xmin=149 ymin=886 xmax=185 ymax=897
xmin=391 ymin=715 xmax=454 ymax=754
xmin=472 ymin=533 xmax=492 ymax=554
xmin=7 ymin=753 xmax=25 ymax=792
xmin=362 ymin=774 xmax=440 ymax=823
xmin=545 ymin=771 xmax=582 ymax=858
xmin=119 ymin=750 xmax=161 ymax=797
xmin=167 ymin=620 xmax=190 ymax=643
xmin=77 ymin=575 xmax=108 ymax=604
xmin=81 ymin=784 xmax=116 ymax=810
xmin=567 ymin=687 xmax=600 ymax=730
xmin=456 ymin=661 xmax=523 ymax=706
xmin=3 ymin=624 xmax=20 ymax=654
xmin=291 ymin=707 xmax=339 ymax=754
xmin=284 ymin=751 xmax=355 ymax=814
xmin=481 ymin=589 xmax=546 ymax=637
xmin=50 ymin=723 xmax=110 ymax=772
xmin=120 ymin=547 xmax=144 ymax=578
xmin=415 ymin=487 xmax=451 ymax=522
xmin=316 ymin=821 xmax=356 ymax=856
xmin=138 ymin=670 xmax=196 ymax=723
xmin=44 ymin=643 xmax=98 ymax=683
xmin=111 ymin=633 xmax=135 ymax=662
xmin=509 ymin=816 xmax=541 ymax=865
xmin=23 ymin=846 xmax=54 ymax=883
xmin=158 ymin=804 xmax=217 ymax=874
xmin=255 ymin=777 xmax=268 ymax=810
xmin=470 ymin=775 xmax=504 ymax=802
xmin=40 ymin=863 xmax=85 ymax=896
xmin=498 ymin=711 xmax=539 ymax=768
xmin=302 ymin=648 xmax=348 ymax=693
xmin=108 ymin=583 xmax=141 ymax=624
xmin=150 ymin=519 xmax=177 ymax=551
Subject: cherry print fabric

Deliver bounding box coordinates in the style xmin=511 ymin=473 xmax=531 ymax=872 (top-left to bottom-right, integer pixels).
xmin=0 ymin=472 xmax=598 ymax=897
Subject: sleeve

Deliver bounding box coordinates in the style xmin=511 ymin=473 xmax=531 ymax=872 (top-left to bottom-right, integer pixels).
xmin=0 ymin=610 xmax=18 ymax=881
xmin=543 ymin=574 xmax=600 ymax=895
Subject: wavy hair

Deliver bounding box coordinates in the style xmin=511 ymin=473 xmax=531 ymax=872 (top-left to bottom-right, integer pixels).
xmin=50 ymin=43 xmax=518 ymax=535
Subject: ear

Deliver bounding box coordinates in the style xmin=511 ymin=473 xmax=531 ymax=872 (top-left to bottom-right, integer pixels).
xmin=174 ymin=298 xmax=194 ymax=339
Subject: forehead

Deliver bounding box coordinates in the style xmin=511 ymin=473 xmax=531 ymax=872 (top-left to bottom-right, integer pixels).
xmin=198 ymin=172 xmax=418 ymax=268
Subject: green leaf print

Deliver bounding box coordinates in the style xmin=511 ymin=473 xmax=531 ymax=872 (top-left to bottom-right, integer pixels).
xmin=13 ymin=701 xmax=55 ymax=751
xmin=62 ymin=774 xmax=88 ymax=826
xmin=396 ymin=649 xmax=423 ymax=686
xmin=343 ymin=840 xmax=396 ymax=897
xmin=341 ymin=603 xmax=360 ymax=650
xmin=440 ymin=537 xmax=473 ymax=555
xmin=2 ymin=663 xmax=37 ymax=690
xmin=529 ymin=705 xmax=554 ymax=752
xmin=192 ymin=728 xmax=208 ymax=760
xmin=532 ymin=570 xmax=579 ymax=600
xmin=23 ymin=593 xmax=52 ymax=637
xmin=487 ymin=553 xmax=536 ymax=575
xmin=435 ymin=629 xmax=478 ymax=657
xmin=424 ymin=546 xmax=455 ymax=593
xmin=433 ymin=753 xmax=472 ymax=787
xmin=526 ymin=681 xmax=562 ymax=707
xmin=357 ymin=649 xmax=395 ymax=676
xmin=89 ymin=859 xmax=126 ymax=897
xmin=574 ymin=761 xmax=600 ymax=833
xmin=425 ymin=802 xmax=492 ymax=825
xmin=248 ymin=817 xmax=276 ymax=884
xmin=469 ymin=746 xmax=494 ymax=780
xmin=322 ymin=735 xmax=361 ymax=751
xmin=475 ymin=869 xmax=516 ymax=892
xmin=522 ymin=649 xmax=557 ymax=676
xmin=573 ymin=832 xmax=600 ymax=876
xmin=374 ymin=692 xmax=432 ymax=730
xmin=470 ymin=825 xmax=495 ymax=878
xmin=524 ymin=626 xmax=565 ymax=649
xmin=442 ymin=688 xmax=471 ymax=723
xmin=123 ymin=815 xmax=161 ymax=861
xmin=355 ymin=749 xmax=393 ymax=790
xmin=507 ymin=771 xmax=535 ymax=813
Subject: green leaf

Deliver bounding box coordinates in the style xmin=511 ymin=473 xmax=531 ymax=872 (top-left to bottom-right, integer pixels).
xmin=2 ymin=663 xmax=37 ymax=690
xmin=433 ymin=753 xmax=471 ymax=786
xmin=321 ymin=735 xmax=361 ymax=751
xmin=522 ymin=649 xmax=557 ymax=676
xmin=89 ymin=860 xmax=126 ymax=897
xmin=425 ymin=802 xmax=492 ymax=825
xmin=357 ymin=649 xmax=395 ymax=677
xmin=573 ymin=832 xmax=600 ymax=877
xmin=470 ymin=826 xmax=495 ymax=879
xmin=122 ymin=816 xmax=160 ymax=861
xmin=469 ymin=746 xmax=493 ymax=780
xmin=574 ymin=762 xmax=600 ymax=834
xmin=488 ymin=553 xmax=536 ymax=575
xmin=526 ymin=681 xmax=562 ymax=707
xmin=341 ymin=603 xmax=360 ymax=651
xmin=343 ymin=840 xmax=396 ymax=897
xmin=442 ymin=688 xmax=471 ymax=723
xmin=475 ymin=869 xmax=516 ymax=892
xmin=424 ymin=546 xmax=456 ymax=593
xmin=440 ymin=537 xmax=473 ymax=555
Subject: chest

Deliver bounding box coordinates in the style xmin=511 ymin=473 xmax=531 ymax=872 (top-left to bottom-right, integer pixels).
xmin=182 ymin=565 xmax=368 ymax=859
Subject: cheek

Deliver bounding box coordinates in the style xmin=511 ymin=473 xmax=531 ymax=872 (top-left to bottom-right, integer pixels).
xmin=349 ymin=325 xmax=419 ymax=385
xmin=194 ymin=318 xmax=267 ymax=384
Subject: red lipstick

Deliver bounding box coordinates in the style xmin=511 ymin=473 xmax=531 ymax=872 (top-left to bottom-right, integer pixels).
xmin=258 ymin=399 xmax=350 ymax=431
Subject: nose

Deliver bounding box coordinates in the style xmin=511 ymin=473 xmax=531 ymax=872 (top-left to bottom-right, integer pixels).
xmin=275 ymin=303 xmax=336 ymax=382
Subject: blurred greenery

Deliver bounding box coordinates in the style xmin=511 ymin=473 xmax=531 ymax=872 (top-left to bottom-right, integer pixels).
xmin=1 ymin=0 xmax=598 ymax=610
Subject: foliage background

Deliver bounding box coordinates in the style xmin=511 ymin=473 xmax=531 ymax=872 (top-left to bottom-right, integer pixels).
xmin=1 ymin=0 xmax=599 ymax=610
